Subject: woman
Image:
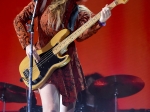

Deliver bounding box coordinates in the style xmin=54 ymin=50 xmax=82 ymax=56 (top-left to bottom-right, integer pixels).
xmin=13 ymin=0 xmax=111 ymax=112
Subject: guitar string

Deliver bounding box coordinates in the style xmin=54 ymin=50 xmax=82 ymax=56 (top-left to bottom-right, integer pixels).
xmin=34 ymin=12 xmax=100 ymax=67
xmin=34 ymin=31 xmax=78 ymax=68
xmin=22 ymin=49 xmax=51 ymax=79
xmin=24 ymin=41 xmax=64 ymax=76
xmin=23 ymin=49 xmax=54 ymax=79
xmin=23 ymin=27 xmax=89 ymax=80
xmin=23 ymin=34 xmax=70 ymax=72
xmin=22 ymin=1 xmax=123 ymax=87
xmin=23 ymin=14 xmax=100 ymax=82
xmin=23 ymin=49 xmax=49 ymax=69
xmin=24 ymin=31 xmax=74 ymax=74
xmin=32 ymin=5 xmax=108 ymax=71
xmin=27 ymin=37 xmax=73 ymax=79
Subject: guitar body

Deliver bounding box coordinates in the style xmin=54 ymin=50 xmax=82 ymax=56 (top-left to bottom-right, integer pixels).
xmin=19 ymin=29 xmax=70 ymax=90
xmin=19 ymin=0 xmax=129 ymax=90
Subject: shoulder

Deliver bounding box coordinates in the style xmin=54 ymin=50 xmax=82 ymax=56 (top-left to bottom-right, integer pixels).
xmin=78 ymin=5 xmax=93 ymax=17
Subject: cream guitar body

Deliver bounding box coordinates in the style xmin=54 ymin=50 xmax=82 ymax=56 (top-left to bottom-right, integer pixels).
xmin=19 ymin=0 xmax=129 ymax=90
xmin=19 ymin=29 xmax=70 ymax=90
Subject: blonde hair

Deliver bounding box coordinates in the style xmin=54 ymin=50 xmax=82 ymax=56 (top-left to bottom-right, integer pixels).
xmin=48 ymin=1 xmax=92 ymax=31
xmin=48 ymin=0 xmax=67 ymax=31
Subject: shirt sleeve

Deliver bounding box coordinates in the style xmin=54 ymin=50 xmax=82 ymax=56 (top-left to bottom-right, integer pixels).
xmin=76 ymin=10 xmax=103 ymax=42
xmin=13 ymin=1 xmax=42 ymax=49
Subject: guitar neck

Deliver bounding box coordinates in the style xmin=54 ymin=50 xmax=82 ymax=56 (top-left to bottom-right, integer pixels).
xmin=53 ymin=1 xmax=118 ymax=54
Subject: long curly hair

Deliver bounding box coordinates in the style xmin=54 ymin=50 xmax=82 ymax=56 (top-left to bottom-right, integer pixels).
xmin=48 ymin=0 xmax=67 ymax=31
xmin=47 ymin=0 xmax=92 ymax=31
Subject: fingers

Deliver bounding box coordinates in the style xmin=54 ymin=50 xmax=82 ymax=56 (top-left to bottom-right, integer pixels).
xmin=102 ymin=6 xmax=111 ymax=19
xmin=26 ymin=44 xmax=40 ymax=63
xmin=33 ymin=50 xmax=40 ymax=63
xmin=105 ymin=5 xmax=111 ymax=17
xmin=100 ymin=4 xmax=111 ymax=23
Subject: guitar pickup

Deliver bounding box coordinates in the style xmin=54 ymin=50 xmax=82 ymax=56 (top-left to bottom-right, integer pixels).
xmin=23 ymin=69 xmax=29 ymax=78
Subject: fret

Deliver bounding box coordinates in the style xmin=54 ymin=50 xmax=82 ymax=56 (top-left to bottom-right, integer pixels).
xmin=53 ymin=0 xmax=129 ymax=54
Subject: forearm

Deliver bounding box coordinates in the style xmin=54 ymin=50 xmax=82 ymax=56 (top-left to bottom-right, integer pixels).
xmin=76 ymin=21 xmax=102 ymax=42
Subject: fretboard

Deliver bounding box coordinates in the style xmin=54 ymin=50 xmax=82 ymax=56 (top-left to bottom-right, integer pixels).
xmin=53 ymin=1 xmax=118 ymax=54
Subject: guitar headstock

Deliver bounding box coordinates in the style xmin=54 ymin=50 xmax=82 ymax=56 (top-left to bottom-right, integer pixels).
xmin=115 ymin=0 xmax=129 ymax=4
xmin=108 ymin=0 xmax=129 ymax=10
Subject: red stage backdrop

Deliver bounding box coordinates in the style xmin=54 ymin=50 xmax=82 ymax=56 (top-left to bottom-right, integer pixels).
xmin=0 ymin=0 xmax=150 ymax=111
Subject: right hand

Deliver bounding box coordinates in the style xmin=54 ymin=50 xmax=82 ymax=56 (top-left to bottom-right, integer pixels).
xmin=26 ymin=44 xmax=40 ymax=63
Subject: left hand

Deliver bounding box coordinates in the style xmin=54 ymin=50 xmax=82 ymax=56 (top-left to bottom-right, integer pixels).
xmin=99 ymin=5 xmax=111 ymax=23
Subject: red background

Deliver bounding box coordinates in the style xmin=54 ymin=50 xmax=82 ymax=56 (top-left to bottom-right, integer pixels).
xmin=0 ymin=0 xmax=150 ymax=111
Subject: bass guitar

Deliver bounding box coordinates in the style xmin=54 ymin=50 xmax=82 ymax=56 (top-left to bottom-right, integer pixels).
xmin=19 ymin=0 xmax=129 ymax=90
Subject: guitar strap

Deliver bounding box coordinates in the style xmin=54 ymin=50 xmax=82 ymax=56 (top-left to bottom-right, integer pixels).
xmin=40 ymin=0 xmax=79 ymax=31
xmin=68 ymin=5 xmax=79 ymax=31
xmin=40 ymin=0 xmax=47 ymax=13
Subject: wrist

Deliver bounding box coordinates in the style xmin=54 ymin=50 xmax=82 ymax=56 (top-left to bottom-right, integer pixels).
xmin=98 ymin=20 xmax=106 ymax=26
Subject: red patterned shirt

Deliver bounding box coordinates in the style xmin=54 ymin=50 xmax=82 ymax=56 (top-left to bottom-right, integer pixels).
xmin=13 ymin=0 xmax=102 ymax=106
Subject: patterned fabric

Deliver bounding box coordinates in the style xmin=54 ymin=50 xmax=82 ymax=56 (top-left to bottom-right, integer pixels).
xmin=13 ymin=0 xmax=102 ymax=106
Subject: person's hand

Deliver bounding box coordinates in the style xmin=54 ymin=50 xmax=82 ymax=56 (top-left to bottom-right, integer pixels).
xmin=26 ymin=44 xmax=40 ymax=63
xmin=99 ymin=5 xmax=111 ymax=23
